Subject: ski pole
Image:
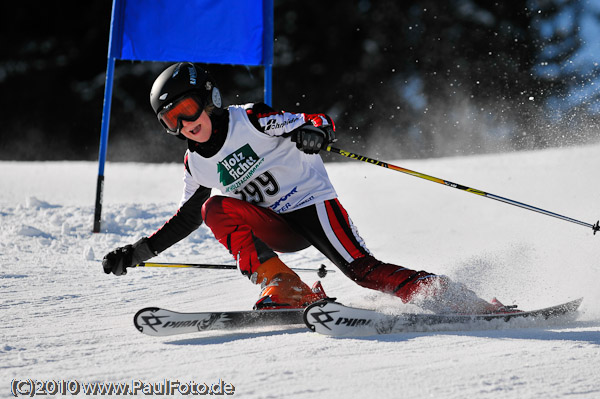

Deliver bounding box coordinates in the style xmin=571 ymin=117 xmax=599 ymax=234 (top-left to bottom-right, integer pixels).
xmin=136 ymin=262 xmax=332 ymax=277
xmin=325 ymin=146 xmax=600 ymax=235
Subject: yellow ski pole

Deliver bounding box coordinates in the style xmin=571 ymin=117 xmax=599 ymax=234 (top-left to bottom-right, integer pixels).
xmin=326 ymin=146 xmax=599 ymax=235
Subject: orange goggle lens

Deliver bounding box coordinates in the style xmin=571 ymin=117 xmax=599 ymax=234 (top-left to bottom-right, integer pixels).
xmin=158 ymin=95 xmax=204 ymax=133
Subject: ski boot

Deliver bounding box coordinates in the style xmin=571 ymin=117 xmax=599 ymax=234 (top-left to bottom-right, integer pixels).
xmin=252 ymin=257 xmax=328 ymax=310
xmin=485 ymin=298 xmax=522 ymax=315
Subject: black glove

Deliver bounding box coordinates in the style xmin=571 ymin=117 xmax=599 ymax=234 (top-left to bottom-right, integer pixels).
xmin=102 ymin=237 xmax=156 ymax=276
xmin=291 ymin=124 xmax=336 ymax=154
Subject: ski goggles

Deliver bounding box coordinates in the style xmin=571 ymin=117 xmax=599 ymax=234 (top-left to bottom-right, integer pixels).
xmin=157 ymin=94 xmax=206 ymax=134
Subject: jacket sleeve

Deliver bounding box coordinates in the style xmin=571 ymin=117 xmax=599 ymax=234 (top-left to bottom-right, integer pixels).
xmin=147 ymin=185 xmax=211 ymax=254
xmin=244 ymin=102 xmax=335 ymax=137
xmin=146 ymin=153 xmax=212 ymax=254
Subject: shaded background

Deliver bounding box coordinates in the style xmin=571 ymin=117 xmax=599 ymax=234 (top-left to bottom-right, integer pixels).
xmin=2 ymin=0 xmax=600 ymax=162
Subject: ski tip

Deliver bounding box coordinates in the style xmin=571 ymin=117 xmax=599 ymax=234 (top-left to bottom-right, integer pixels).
xmin=562 ymin=297 xmax=584 ymax=309
xmin=570 ymin=297 xmax=584 ymax=309
xmin=548 ymin=297 xmax=584 ymax=317
xmin=133 ymin=307 xmax=161 ymax=333
xmin=303 ymin=298 xmax=338 ymax=332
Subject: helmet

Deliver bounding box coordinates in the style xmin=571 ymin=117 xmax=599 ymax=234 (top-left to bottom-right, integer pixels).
xmin=150 ymin=62 xmax=222 ymax=134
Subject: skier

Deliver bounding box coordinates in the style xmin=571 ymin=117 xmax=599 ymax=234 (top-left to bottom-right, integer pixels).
xmin=103 ymin=62 xmax=506 ymax=314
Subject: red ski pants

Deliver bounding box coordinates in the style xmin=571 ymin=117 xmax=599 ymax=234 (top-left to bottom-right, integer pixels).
xmin=201 ymin=196 xmax=440 ymax=302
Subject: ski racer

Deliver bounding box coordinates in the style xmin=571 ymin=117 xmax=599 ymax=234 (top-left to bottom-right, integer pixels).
xmin=102 ymin=62 xmax=506 ymax=314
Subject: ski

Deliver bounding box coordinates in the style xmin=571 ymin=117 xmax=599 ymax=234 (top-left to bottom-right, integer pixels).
xmin=134 ymin=307 xmax=304 ymax=337
xmin=303 ymin=298 xmax=583 ymax=337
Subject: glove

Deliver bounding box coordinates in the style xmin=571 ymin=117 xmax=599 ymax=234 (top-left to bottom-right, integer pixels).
xmin=291 ymin=124 xmax=336 ymax=154
xmin=102 ymin=237 xmax=156 ymax=276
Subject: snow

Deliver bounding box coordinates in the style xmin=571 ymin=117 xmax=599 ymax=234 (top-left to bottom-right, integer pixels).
xmin=2 ymin=144 xmax=600 ymax=399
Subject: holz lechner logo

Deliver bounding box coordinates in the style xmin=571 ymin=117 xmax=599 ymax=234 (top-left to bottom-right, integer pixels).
xmin=218 ymin=144 xmax=264 ymax=189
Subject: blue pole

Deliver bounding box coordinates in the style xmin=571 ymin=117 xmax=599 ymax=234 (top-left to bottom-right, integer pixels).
xmin=97 ymin=58 xmax=115 ymax=179
xmin=93 ymin=56 xmax=116 ymax=233
xmin=263 ymin=0 xmax=274 ymax=105
xmin=93 ymin=0 xmax=122 ymax=233
xmin=264 ymin=65 xmax=272 ymax=106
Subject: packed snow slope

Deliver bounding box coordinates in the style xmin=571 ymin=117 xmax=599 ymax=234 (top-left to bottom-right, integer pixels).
xmin=2 ymin=143 xmax=600 ymax=399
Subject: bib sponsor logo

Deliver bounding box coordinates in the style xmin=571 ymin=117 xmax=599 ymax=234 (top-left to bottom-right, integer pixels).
xmin=270 ymin=186 xmax=298 ymax=212
xmin=217 ymin=144 xmax=264 ymax=190
xmin=264 ymin=116 xmax=301 ymax=131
